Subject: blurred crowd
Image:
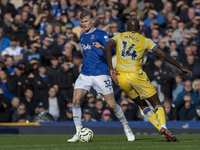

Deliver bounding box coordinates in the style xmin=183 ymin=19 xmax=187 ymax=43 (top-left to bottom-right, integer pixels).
xmin=0 ymin=0 xmax=200 ymax=123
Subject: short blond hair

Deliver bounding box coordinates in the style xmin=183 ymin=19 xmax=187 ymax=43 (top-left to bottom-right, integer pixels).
xmin=80 ymin=11 xmax=93 ymax=20
xmin=192 ymin=78 xmax=200 ymax=91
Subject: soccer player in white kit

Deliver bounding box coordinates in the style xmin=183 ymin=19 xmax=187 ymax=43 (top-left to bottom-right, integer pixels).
xmin=68 ymin=11 xmax=135 ymax=142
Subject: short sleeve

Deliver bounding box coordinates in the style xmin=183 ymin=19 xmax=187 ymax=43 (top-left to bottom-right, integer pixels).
xmin=111 ymin=33 xmax=120 ymax=44
xmin=145 ymin=38 xmax=158 ymax=52
xmin=99 ymin=31 xmax=109 ymax=47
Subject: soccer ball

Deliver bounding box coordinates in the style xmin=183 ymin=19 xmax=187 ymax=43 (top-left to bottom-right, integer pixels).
xmin=78 ymin=127 xmax=94 ymax=142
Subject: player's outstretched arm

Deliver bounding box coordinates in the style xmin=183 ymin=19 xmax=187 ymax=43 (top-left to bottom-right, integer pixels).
xmin=153 ymin=46 xmax=192 ymax=77
xmin=105 ymin=40 xmax=119 ymax=84
xmin=92 ymin=42 xmax=105 ymax=50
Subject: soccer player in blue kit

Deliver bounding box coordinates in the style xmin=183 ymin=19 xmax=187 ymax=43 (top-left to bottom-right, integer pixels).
xmin=68 ymin=11 xmax=135 ymax=142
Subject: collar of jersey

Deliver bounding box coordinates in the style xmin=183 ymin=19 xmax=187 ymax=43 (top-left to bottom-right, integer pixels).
xmin=85 ymin=28 xmax=97 ymax=34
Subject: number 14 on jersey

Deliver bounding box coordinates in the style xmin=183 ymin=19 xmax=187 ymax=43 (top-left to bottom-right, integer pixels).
xmin=121 ymin=41 xmax=137 ymax=59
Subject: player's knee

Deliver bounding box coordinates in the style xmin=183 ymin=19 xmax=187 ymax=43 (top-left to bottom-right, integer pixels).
xmin=72 ymin=98 xmax=81 ymax=105
xmin=108 ymin=103 xmax=117 ymax=110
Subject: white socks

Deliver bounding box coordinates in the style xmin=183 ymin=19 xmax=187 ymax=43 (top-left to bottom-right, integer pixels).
xmin=72 ymin=104 xmax=82 ymax=134
xmin=114 ymin=105 xmax=128 ymax=127
xmin=72 ymin=104 xmax=129 ymax=133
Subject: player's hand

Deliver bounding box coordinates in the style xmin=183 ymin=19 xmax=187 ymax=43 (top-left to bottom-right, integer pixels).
xmin=92 ymin=42 xmax=104 ymax=49
xmin=181 ymin=68 xmax=192 ymax=77
xmin=110 ymin=69 xmax=120 ymax=85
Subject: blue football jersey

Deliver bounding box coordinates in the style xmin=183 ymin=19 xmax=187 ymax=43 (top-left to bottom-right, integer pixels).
xmin=80 ymin=28 xmax=110 ymax=76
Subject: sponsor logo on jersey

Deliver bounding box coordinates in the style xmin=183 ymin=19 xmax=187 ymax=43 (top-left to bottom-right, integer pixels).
xmin=82 ymin=44 xmax=91 ymax=50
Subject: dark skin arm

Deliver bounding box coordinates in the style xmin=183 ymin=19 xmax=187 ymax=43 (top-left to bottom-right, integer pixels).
xmin=153 ymin=46 xmax=192 ymax=77
xmin=105 ymin=40 xmax=119 ymax=84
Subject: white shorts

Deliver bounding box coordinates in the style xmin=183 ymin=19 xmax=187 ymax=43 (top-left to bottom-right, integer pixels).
xmin=74 ymin=74 xmax=113 ymax=95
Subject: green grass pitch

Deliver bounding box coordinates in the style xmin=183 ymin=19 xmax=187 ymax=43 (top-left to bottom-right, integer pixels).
xmin=0 ymin=134 xmax=200 ymax=150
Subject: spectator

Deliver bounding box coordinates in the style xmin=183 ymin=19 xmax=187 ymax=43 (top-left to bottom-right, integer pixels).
xmin=82 ymin=108 xmax=97 ymax=123
xmin=34 ymin=64 xmax=53 ymax=99
xmin=172 ymin=74 xmax=184 ymax=102
xmin=0 ymin=87 xmax=11 ymax=122
xmin=72 ymin=11 xmax=84 ymax=40
xmin=0 ymin=27 xmax=10 ymax=51
xmin=4 ymin=56 xmax=15 ymax=76
xmin=185 ymin=8 xmax=196 ymax=28
xmin=101 ymin=109 xmax=112 ymax=122
xmin=62 ymin=42 xmax=75 ymax=62
xmin=39 ymin=36 xmax=60 ymax=64
xmin=49 ymin=0 xmax=60 ymax=18
xmin=33 ymin=102 xmax=54 ymax=122
xmin=151 ymin=28 xmax=161 ymax=44
xmin=67 ymin=6 xmax=78 ymax=27
xmin=177 ymin=95 xmax=198 ymax=120
xmin=57 ymin=107 xmax=73 ymax=121
xmin=34 ymin=11 xmax=49 ymax=35
xmin=110 ymin=5 xmax=124 ymax=32
xmin=143 ymin=9 xmax=165 ymax=28
xmin=20 ymin=10 xmax=35 ymax=28
xmin=93 ymin=99 xmax=105 ymax=121
xmin=26 ymin=58 xmax=39 ymax=76
xmin=84 ymin=93 xmax=96 ymax=110
xmin=162 ymin=98 xmax=177 ymax=121
xmin=189 ymin=27 xmax=199 ymax=44
xmin=55 ymin=34 xmax=66 ymax=52
xmin=46 ymin=55 xmax=61 ymax=83
xmin=104 ymin=9 xmax=111 ymax=25
xmin=163 ymin=26 xmax=175 ymax=47
xmin=168 ymin=40 xmax=178 ymax=54
xmin=96 ymin=0 xmax=109 ymax=16
xmin=4 ymin=36 xmax=23 ymax=63
xmin=159 ymin=1 xmax=173 ymax=22
xmin=41 ymin=23 xmax=54 ymax=40
xmin=190 ymin=15 xmax=200 ymax=30
xmin=141 ymin=0 xmax=153 ymax=17
xmin=65 ymin=22 xmax=74 ymax=40
xmin=173 ymin=21 xmax=189 ymax=45
xmin=58 ymin=0 xmax=69 ymax=14
xmin=0 ymin=70 xmax=16 ymax=100
xmin=178 ymin=45 xmax=193 ymax=65
xmin=177 ymin=34 xmax=191 ymax=56
xmin=119 ymin=98 xmax=140 ymax=121
xmin=12 ymin=103 xmax=32 ymax=122
xmin=0 ymin=0 xmax=17 ymax=17
xmin=42 ymin=86 xmax=65 ymax=121
xmin=10 ymin=96 xmax=20 ymax=114
xmin=176 ymin=80 xmax=199 ymax=109
xmin=22 ymin=41 xmax=41 ymax=66
xmin=182 ymin=54 xmax=200 ymax=80
xmin=56 ymin=59 xmax=79 ymax=101
xmin=191 ymin=41 xmax=200 ymax=60
xmin=165 ymin=51 xmax=182 ymax=78
xmin=6 ymin=20 xmax=28 ymax=42
xmin=196 ymin=105 xmax=200 ymax=120
xmin=20 ymin=87 xmax=38 ymax=117
xmin=14 ymin=63 xmax=27 ymax=98
xmin=122 ymin=0 xmax=144 ymax=20
xmin=192 ymin=79 xmax=200 ymax=101
xmin=147 ymin=56 xmax=173 ymax=98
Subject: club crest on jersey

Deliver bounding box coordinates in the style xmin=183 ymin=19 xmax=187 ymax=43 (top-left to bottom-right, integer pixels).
xmin=90 ymin=35 xmax=95 ymax=40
